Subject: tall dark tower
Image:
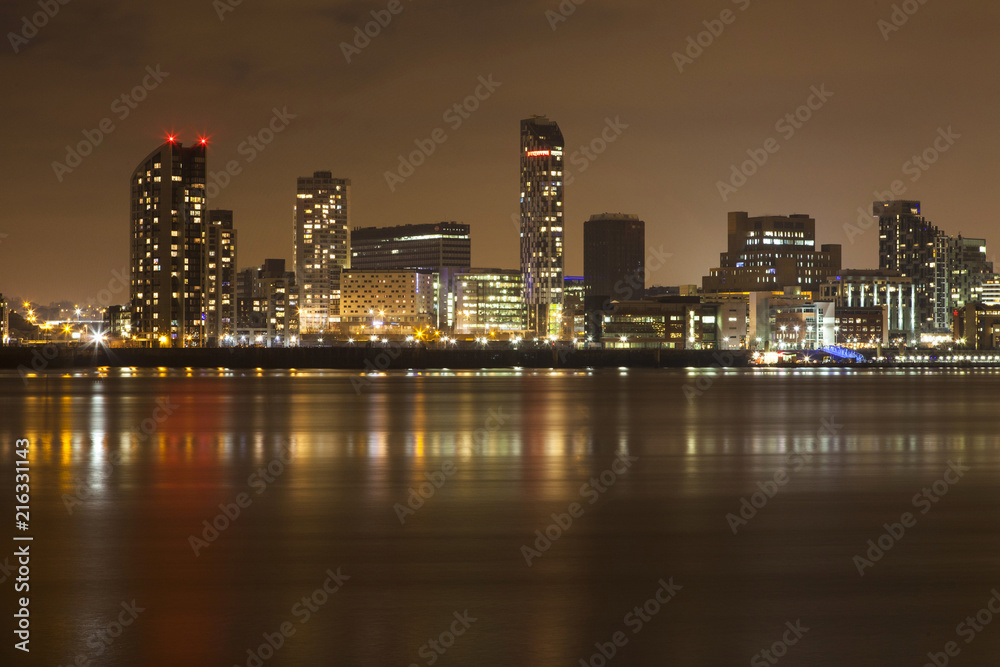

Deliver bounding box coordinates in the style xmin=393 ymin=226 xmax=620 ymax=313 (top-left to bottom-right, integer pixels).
xmin=584 ymin=213 xmax=645 ymax=339
xmin=520 ymin=116 xmax=565 ymax=337
xmin=129 ymin=138 xmax=208 ymax=348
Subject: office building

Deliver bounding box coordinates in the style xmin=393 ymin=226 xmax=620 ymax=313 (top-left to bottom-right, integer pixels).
xmin=836 ymin=307 xmax=888 ymax=347
xmin=875 ymin=200 xmax=940 ymax=331
xmin=933 ymin=235 xmax=993 ymax=329
xmin=206 ymin=210 xmax=237 ymax=345
xmin=818 ymin=269 xmax=916 ymax=344
xmin=295 ymin=172 xmax=350 ymax=333
xmin=454 ymin=269 xmax=525 ymax=335
xmin=584 ymin=213 xmax=645 ymax=338
xmin=129 ymin=139 xmax=207 ymax=347
xmin=702 ymin=212 xmax=842 ymax=294
xmin=351 ymin=223 xmax=470 ymax=271
xmin=340 ymin=270 xmax=435 ymax=336
xmin=601 ymin=297 xmax=718 ymax=349
xmin=983 ymin=277 xmax=1000 ymax=306
xmin=520 ymin=116 xmax=565 ymax=336
xmin=954 ymin=303 xmax=1000 ymax=350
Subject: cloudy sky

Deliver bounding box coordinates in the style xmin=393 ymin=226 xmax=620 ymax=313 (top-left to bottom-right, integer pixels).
xmin=2 ymin=0 xmax=998 ymax=305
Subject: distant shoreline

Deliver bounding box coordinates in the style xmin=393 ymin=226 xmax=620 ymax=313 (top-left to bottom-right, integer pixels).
xmin=1 ymin=346 xmax=997 ymax=372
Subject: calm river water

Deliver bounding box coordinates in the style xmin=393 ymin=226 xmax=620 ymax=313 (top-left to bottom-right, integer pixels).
xmin=1 ymin=368 xmax=999 ymax=666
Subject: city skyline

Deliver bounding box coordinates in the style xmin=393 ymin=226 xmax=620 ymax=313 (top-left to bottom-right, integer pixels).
xmin=3 ymin=1 xmax=1000 ymax=305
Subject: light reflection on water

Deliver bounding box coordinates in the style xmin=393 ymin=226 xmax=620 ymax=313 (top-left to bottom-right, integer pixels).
xmin=1 ymin=368 xmax=1000 ymax=665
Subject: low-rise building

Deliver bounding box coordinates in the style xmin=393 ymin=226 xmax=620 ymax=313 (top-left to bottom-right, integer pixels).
xmin=341 ymin=270 xmax=435 ymax=336
xmin=954 ymin=303 xmax=1000 ymax=350
xmin=453 ymin=269 xmax=525 ymax=336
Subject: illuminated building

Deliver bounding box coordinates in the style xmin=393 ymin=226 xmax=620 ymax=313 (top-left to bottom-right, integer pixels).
xmin=295 ymin=172 xmax=350 ymax=333
xmin=563 ymin=276 xmax=586 ymax=338
xmin=819 ymin=269 xmax=916 ymax=343
xmin=520 ymin=116 xmax=565 ymax=336
xmin=835 ymin=307 xmax=888 ymax=346
xmin=933 ymin=235 xmax=993 ymax=329
xmin=340 ymin=270 xmax=435 ymax=335
xmin=206 ymin=210 xmax=237 ymax=345
xmin=454 ymin=269 xmax=525 ymax=335
xmin=584 ymin=213 xmax=645 ymax=339
xmin=875 ymin=200 xmax=940 ymax=331
xmin=954 ymin=303 xmax=1000 ymax=350
xmin=236 ymin=259 xmax=299 ymax=347
xmin=983 ymin=277 xmax=1000 ymax=306
xmin=0 ymin=294 xmax=8 ymax=345
xmin=351 ymin=223 xmax=470 ymax=271
xmin=703 ymin=212 xmax=842 ymax=294
xmin=102 ymin=305 xmax=132 ymax=338
xmin=129 ymin=137 xmax=208 ymax=348
xmin=600 ymin=297 xmax=718 ymax=349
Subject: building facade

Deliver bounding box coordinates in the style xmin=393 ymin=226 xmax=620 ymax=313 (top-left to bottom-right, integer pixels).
xmin=129 ymin=139 xmax=208 ymax=347
xmin=340 ymin=270 xmax=435 ymax=336
xmin=236 ymin=259 xmax=298 ymax=346
xmin=206 ymin=210 xmax=237 ymax=345
xmin=818 ymin=269 xmax=916 ymax=344
xmin=954 ymin=303 xmax=1000 ymax=350
xmin=454 ymin=269 xmax=525 ymax=335
xmin=295 ymin=172 xmax=350 ymax=333
xmin=0 ymin=294 xmax=8 ymax=345
xmin=584 ymin=213 xmax=645 ymax=339
xmin=835 ymin=307 xmax=888 ymax=346
xmin=703 ymin=212 xmax=842 ymax=293
xmin=520 ymin=116 xmax=565 ymax=336
xmin=351 ymin=223 xmax=470 ymax=271
xmin=875 ymin=200 xmax=940 ymax=332
xmin=933 ymin=235 xmax=993 ymax=329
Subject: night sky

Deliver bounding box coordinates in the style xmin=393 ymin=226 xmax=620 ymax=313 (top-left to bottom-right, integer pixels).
xmin=2 ymin=0 xmax=998 ymax=305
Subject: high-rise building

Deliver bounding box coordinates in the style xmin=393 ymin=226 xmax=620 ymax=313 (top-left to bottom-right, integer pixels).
xmin=584 ymin=213 xmax=645 ymax=338
xmin=983 ymin=277 xmax=1000 ymax=306
xmin=206 ymin=210 xmax=237 ymax=345
xmin=703 ymin=212 xmax=842 ymax=294
xmin=129 ymin=139 xmax=208 ymax=347
xmin=520 ymin=116 xmax=565 ymax=336
xmin=351 ymin=223 xmax=471 ymax=271
xmin=875 ymin=200 xmax=940 ymax=331
xmin=295 ymin=172 xmax=350 ymax=333
xmin=933 ymin=235 xmax=993 ymax=329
